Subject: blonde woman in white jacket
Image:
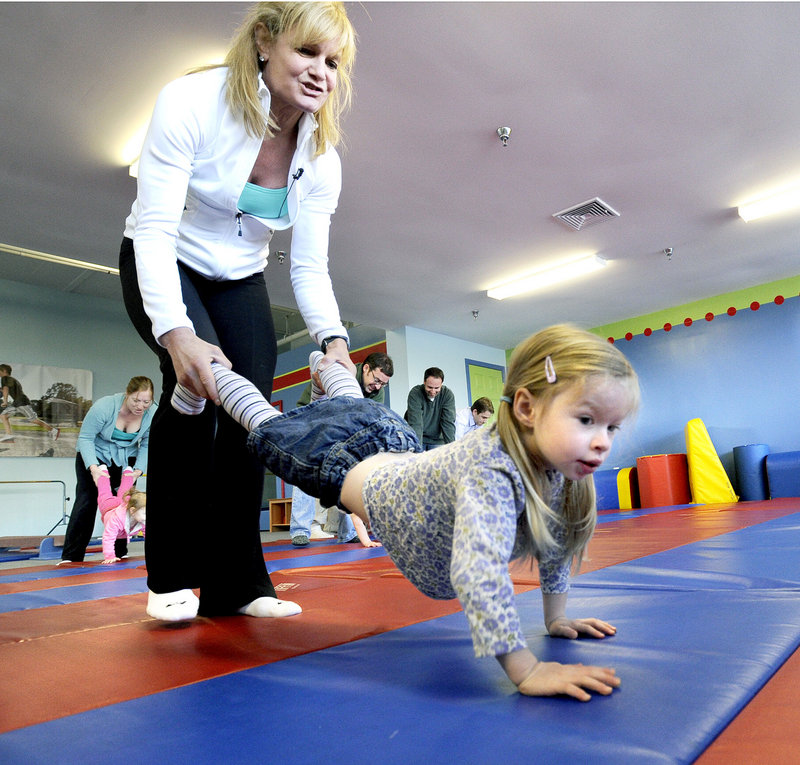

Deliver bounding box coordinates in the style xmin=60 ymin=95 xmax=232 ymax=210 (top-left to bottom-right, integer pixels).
xmin=120 ymin=2 xmax=357 ymax=622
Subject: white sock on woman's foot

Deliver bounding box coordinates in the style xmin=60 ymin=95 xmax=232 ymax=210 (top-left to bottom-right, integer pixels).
xmin=238 ymin=596 xmax=302 ymax=617
xmin=172 ymin=385 xmax=207 ymax=415
xmin=309 ymin=352 xmax=363 ymax=400
xmin=146 ymin=589 xmax=199 ymax=621
xmin=212 ymin=363 xmax=280 ymax=431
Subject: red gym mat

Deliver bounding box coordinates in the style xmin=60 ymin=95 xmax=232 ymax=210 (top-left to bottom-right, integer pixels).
xmin=1 ymin=499 xmax=797 ymax=736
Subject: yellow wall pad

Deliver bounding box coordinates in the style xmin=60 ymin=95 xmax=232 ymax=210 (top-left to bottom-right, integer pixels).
xmin=616 ymin=466 xmax=639 ymax=509
xmin=685 ymin=418 xmax=738 ymax=504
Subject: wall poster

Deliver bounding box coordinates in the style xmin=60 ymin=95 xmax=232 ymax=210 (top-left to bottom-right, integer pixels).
xmin=0 ymin=363 xmax=93 ymax=458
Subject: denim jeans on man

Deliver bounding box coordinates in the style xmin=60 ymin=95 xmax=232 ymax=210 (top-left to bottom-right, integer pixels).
xmin=290 ymin=486 xmax=358 ymax=542
xmin=248 ymin=398 xmax=422 ymax=510
xmin=289 ymin=486 xmax=316 ymax=539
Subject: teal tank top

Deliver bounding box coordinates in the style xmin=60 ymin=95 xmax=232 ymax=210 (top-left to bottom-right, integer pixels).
xmin=112 ymin=427 xmax=137 ymax=443
xmin=238 ymin=183 xmax=289 ymax=219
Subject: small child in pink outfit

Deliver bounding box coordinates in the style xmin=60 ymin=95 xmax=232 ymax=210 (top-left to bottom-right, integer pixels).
xmin=96 ymin=466 xmax=146 ymax=564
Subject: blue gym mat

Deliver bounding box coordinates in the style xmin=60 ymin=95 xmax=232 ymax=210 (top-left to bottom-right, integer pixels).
xmin=1 ymin=512 xmax=799 ymax=763
xmin=596 ymin=503 xmax=697 ymax=522
xmin=0 ymin=546 xmax=389 ymax=612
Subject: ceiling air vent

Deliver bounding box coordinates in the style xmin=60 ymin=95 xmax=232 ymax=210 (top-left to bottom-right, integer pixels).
xmin=552 ymin=197 xmax=620 ymax=231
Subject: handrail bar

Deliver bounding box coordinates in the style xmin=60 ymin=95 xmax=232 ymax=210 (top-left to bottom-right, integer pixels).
xmin=0 ymin=480 xmax=69 ymax=535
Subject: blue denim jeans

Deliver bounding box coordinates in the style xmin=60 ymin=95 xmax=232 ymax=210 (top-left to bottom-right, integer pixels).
xmin=290 ymin=486 xmax=356 ymax=542
xmin=289 ymin=486 xmax=316 ymax=538
xmin=337 ymin=510 xmax=357 ymax=542
xmin=248 ymin=397 xmax=422 ymax=509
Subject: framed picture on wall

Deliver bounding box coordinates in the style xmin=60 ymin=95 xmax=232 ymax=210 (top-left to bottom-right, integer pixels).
xmin=0 ymin=363 xmax=92 ymax=458
xmin=464 ymin=358 xmax=506 ymax=427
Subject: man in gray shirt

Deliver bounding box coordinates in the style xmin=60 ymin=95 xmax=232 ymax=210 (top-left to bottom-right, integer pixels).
xmin=405 ymin=366 xmax=455 ymax=449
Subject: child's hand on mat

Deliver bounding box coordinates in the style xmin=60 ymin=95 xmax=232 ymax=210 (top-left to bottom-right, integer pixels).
xmin=517 ymin=661 xmax=620 ymax=701
xmin=101 ymin=557 xmax=120 ymax=565
xmin=361 ymin=539 xmax=382 ymax=548
xmin=547 ymin=616 xmax=616 ymax=640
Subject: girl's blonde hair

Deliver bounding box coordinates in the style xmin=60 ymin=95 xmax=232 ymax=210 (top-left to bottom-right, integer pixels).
xmin=496 ymin=325 xmax=639 ymax=571
xmin=218 ymin=1 xmax=356 ymax=156
xmin=123 ymin=489 xmax=146 ymax=515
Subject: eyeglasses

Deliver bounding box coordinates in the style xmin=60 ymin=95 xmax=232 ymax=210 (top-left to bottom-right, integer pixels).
xmin=367 ymin=369 xmax=390 ymax=388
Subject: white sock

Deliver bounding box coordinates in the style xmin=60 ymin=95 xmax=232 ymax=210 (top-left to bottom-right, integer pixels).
xmin=237 ymin=596 xmax=302 ymax=618
xmin=171 ymin=384 xmax=206 ymax=415
xmin=309 ymin=351 xmax=363 ymax=400
xmin=146 ymin=589 xmax=199 ymax=621
xmin=213 ymin=363 xmax=280 ymax=431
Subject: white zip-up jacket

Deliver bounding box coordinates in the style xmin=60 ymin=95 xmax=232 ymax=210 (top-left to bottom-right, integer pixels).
xmin=124 ymin=67 xmax=348 ymax=347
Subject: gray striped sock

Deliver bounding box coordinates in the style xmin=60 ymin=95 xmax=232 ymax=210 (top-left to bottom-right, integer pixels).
xmin=309 ymin=351 xmax=363 ymax=400
xmin=213 ymin=363 xmax=280 ymax=431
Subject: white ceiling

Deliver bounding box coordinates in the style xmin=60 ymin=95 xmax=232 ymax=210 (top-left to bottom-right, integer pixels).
xmin=3 ymin=1 xmax=800 ymax=349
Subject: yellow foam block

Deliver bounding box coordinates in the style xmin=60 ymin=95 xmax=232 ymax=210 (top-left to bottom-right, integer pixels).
xmin=684 ymin=418 xmax=738 ymax=504
xmin=616 ymin=467 xmax=638 ymax=509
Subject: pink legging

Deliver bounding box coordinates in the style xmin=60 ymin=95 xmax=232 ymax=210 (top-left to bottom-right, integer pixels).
xmin=97 ymin=469 xmax=136 ymax=518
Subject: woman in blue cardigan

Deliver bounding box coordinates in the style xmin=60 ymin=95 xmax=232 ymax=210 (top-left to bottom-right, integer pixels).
xmin=59 ymin=377 xmax=156 ymax=564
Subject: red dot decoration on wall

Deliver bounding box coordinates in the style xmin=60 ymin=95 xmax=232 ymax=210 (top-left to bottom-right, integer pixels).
xmin=611 ymin=294 xmax=794 ymax=340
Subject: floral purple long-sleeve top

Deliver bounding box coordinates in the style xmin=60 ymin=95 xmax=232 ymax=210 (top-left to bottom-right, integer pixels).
xmin=363 ymin=426 xmax=569 ymax=657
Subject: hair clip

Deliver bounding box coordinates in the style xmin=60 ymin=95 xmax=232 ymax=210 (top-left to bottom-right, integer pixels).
xmin=544 ymin=356 xmax=557 ymax=384
xmin=500 ymin=395 xmax=512 ymax=404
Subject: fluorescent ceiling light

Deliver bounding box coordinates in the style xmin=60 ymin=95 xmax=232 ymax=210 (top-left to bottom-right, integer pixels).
xmin=0 ymin=242 xmax=119 ymax=275
xmin=119 ymin=53 xmax=226 ymax=177
xmin=487 ymin=254 xmax=607 ymax=300
xmin=123 ymin=125 xmax=147 ymax=178
xmin=738 ymin=186 xmax=800 ymax=222
xmin=121 ymin=124 xmax=149 ymax=167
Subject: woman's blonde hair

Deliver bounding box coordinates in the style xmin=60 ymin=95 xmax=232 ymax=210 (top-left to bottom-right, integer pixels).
xmin=496 ymin=325 xmax=639 ymax=571
xmin=221 ymin=1 xmax=356 ymax=156
xmin=126 ymin=376 xmax=154 ymax=396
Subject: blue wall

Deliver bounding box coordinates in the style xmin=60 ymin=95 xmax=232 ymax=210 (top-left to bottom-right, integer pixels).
xmin=607 ymin=295 xmax=800 ymax=484
xmin=0 ymin=278 xmax=160 ymax=398
xmin=2 ymin=272 xmax=799 ymax=532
